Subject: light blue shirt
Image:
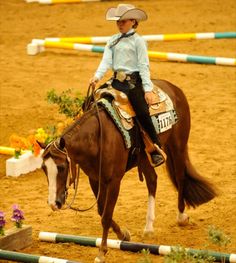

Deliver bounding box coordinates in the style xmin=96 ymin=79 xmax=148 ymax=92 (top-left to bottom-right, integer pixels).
xmin=95 ymin=29 xmax=153 ymax=92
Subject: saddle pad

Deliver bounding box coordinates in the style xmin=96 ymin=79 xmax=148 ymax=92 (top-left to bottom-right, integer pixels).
xmin=98 ymin=98 xmax=132 ymax=149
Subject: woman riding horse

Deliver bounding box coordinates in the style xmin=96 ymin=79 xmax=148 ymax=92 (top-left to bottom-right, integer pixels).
xmin=90 ymin=4 xmax=166 ymax=167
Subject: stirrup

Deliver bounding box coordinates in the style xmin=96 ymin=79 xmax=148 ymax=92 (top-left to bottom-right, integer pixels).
xmin=154 ymin=144 xmax=167 ymax=161
xmin=145 ymin=145 xmax=166 ymax=167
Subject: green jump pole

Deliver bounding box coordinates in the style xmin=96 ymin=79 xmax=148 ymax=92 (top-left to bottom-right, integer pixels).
xmin=39 ymin=232 xmax=236 ymax=263
xmin=0 ymin=249 xmax=81 ymax=263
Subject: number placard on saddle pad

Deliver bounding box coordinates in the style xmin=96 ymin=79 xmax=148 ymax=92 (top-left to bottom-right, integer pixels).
xmin=152 ymin=110 xmax=178 ymax=134
xmin=159 ymin=112 xmax=172 ymax=132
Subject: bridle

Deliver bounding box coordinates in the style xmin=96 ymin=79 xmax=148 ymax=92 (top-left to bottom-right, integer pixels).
xmin=51 ymin=140 xmax=76 ymax=191
xmin=52 ymin=140 xmax=81 ymax=210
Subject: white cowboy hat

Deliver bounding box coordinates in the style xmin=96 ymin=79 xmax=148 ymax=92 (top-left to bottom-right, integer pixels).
xmin=106 ymin=4 xmax=148 ymax=22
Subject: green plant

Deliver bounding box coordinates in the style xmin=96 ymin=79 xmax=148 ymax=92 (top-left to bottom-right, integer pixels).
xmin=46 ymin=89 xmax=84 ymax=118
xmin=208 ymin=225 xmax=231 ymax=248
xmin=137 ymin=249 xmax=153 ymax=263
xmin=164 ymin=246 xmax=215 ymax=263
xmin=164 ymin=225 xmax=232 ymax=263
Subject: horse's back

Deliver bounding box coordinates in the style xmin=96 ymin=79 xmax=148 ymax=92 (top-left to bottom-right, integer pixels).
xmin=153 ymin=79 xmax=188 ymax=105
xmin=153 ymin=79 xmax=190 ymax=119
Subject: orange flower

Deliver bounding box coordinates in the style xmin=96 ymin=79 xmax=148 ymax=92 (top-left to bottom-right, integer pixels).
xmin=27 ymin=134 xmax=36 ymax=145
xmin=33 ymin=142 xmax=41 ymax=157
xmin=10 ymin=134 xmax=24 ymax=151
xmin=27 ymin=135 xmax=41 ymax=156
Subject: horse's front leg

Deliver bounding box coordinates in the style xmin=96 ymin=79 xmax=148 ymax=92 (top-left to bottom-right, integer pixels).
xmin=89 ymin=178 xmax=130 ymax=241
xmin=95 ymin=179 xmax=122 ymax=263
xmin=111 ymin=220 xmax=130 ymax=241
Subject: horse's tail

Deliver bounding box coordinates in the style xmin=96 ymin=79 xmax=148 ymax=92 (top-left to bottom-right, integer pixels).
xmin=166 ymin=146 xmax=218 ymax=208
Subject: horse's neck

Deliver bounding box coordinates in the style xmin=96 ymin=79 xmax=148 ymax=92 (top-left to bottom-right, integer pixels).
xmin=65 ymin=109 xmax=103 ymax=154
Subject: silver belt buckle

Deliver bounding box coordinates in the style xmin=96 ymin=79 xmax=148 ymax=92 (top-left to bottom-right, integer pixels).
xmin=116 ymin=71 xmax=127 ymax=82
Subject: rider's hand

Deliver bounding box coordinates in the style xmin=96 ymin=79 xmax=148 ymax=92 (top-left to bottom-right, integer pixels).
xmin=89 ymin=76 xmax=99 ymax=88
xmin=144 ymin=91 xmax=156 ymax=106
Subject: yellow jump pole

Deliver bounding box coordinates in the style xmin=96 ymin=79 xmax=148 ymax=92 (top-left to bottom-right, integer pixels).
xmin=26 ymin=0 xmax=101 ymax=4
xmin=45 ymin=32 xmax=236 ymax=44
xmin=0 ymin=147 xmax=28 ymax=155
xmin=0 ymin=146 xmax=16 ymax=155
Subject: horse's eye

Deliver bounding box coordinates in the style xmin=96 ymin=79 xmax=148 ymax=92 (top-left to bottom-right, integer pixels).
xmin=57 ymin=165 xmax=66 ymax=173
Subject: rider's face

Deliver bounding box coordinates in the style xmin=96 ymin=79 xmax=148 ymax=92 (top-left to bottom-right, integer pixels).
xmin=116 ymin=19 xmax=135 ymax=34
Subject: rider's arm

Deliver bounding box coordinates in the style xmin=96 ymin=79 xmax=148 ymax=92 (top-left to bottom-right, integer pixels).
xmin=135 ymin=36 xmax=153 ymax=92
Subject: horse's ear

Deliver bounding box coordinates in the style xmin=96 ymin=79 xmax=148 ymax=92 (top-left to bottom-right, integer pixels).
xmin=37 ymin=141 xmax=47 ymax=149
xmin=59 ymin=137 xmax=65 ymax=150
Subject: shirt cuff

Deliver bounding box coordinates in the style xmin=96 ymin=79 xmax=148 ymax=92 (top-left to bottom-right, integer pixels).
xmin=94 ymin=72 xmax=103 ymax=80
xmin=143 ymin=83 xmax=153 ymax=92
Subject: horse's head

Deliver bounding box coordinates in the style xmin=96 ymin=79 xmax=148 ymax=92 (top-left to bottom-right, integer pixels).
xmin=40 ymin=138 xmax=70 ymax=211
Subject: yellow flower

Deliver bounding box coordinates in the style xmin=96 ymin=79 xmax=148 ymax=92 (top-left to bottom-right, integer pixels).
xmin=36 ymin=128 xmax=45 ymax=135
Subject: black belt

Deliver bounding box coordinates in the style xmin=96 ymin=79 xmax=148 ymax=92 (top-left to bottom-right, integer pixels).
xmin=113 ymin=71 xmax=140 ymax=82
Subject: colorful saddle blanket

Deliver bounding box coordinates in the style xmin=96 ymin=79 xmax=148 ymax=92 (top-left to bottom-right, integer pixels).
xmin=96 ymin=84 xmax=178 ymax=149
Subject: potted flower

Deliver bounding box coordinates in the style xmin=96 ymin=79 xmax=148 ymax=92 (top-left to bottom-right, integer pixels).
xmin=11 ymin=204 xmax=24 ymax=228
xmin=0 ymin=205 xmax=32 ymax=250
xmin=0 ymin=211 xmax=6 ymax=236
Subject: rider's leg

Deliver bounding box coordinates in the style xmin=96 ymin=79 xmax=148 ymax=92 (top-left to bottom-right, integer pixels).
xmin=127 ymin=82 xmax=166 ymax=166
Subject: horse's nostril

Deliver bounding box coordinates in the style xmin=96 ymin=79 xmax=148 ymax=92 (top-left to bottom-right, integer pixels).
xmin=55 ymin=200 xmax=62 ymax=209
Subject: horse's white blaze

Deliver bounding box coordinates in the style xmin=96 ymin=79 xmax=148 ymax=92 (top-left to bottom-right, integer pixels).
xmin=144 ymin=195 xmax=155 ymax=233
xmin=45 ymin=158 xmax=58 ymax=207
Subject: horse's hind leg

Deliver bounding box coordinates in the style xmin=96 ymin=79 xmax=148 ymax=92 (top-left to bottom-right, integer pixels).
xmin=139 ymin=154 xmax=158 ymax=236
xmin=166 ymin=145 xmax=189 ymax=226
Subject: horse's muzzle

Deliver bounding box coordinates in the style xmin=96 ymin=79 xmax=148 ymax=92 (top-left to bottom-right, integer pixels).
xmin=50 ymin=203 xmax=59 ymax=211
xmin=50 ymin=194 xmax=66 ymax=211
xmin=55 ymin=200 xmax=62 ymax=209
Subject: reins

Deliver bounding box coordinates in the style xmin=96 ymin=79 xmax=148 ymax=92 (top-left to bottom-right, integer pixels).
xmin=59 ymin=84 xmax=103 ymax=212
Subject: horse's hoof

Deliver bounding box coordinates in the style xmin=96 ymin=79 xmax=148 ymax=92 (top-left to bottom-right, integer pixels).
xmin=122 ymin=229 xmax=131 ymax=241
xmin=143 ymin=230 xmax=154 ymax=238
xmin=94 ymin=255 xmax=105 ymax=263
xmin=177 ymin=213 xmax=189 ymax=226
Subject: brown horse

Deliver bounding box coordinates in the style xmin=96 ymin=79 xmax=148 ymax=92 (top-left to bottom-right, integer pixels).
xmin=40 ymin=79 xmax=217 ymax=263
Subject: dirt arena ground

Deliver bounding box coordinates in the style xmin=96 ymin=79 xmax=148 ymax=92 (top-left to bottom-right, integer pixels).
xmin=0 ymin=0 xmax=236 ymax=262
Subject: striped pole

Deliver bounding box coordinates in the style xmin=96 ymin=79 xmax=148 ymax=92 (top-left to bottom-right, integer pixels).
xmin=45 ymin=32 xmax=236 ymax=44
xmin=27 ymin=39 xmax=104 ymax=55
xmin=26 ymin=0 xmax=101 ymax=4
xmin=27 ymin=40 xmax=236 ymax=66
xmin=45 ymin=36 xmax=110 ymax=44
xmin=0 ymin=249 xmax=81 ymax=263
xmin=0 ymin=146 xmax=28 ymax=155
xmin=39 ymin=232 xmax=236 ymax=263
xmin=148 ymin=51 xmax=236 ymax=66
xmin=0 ymin=146 xmax=16 ymax=155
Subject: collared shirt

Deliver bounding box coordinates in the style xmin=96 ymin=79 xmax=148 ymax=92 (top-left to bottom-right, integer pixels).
xmin=95 ymin=29 xmax=153 ymax=92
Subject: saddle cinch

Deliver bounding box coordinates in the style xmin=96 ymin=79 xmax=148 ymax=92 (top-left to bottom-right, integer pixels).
xmin=94 ymin=83 xmax=177 ymax=154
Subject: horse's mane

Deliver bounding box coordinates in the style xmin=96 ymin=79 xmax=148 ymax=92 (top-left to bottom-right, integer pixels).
xmin=61 ymin=106 xmax=103 ymax=139
xmin=41 ymin=106 xmax=105 ymax=159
